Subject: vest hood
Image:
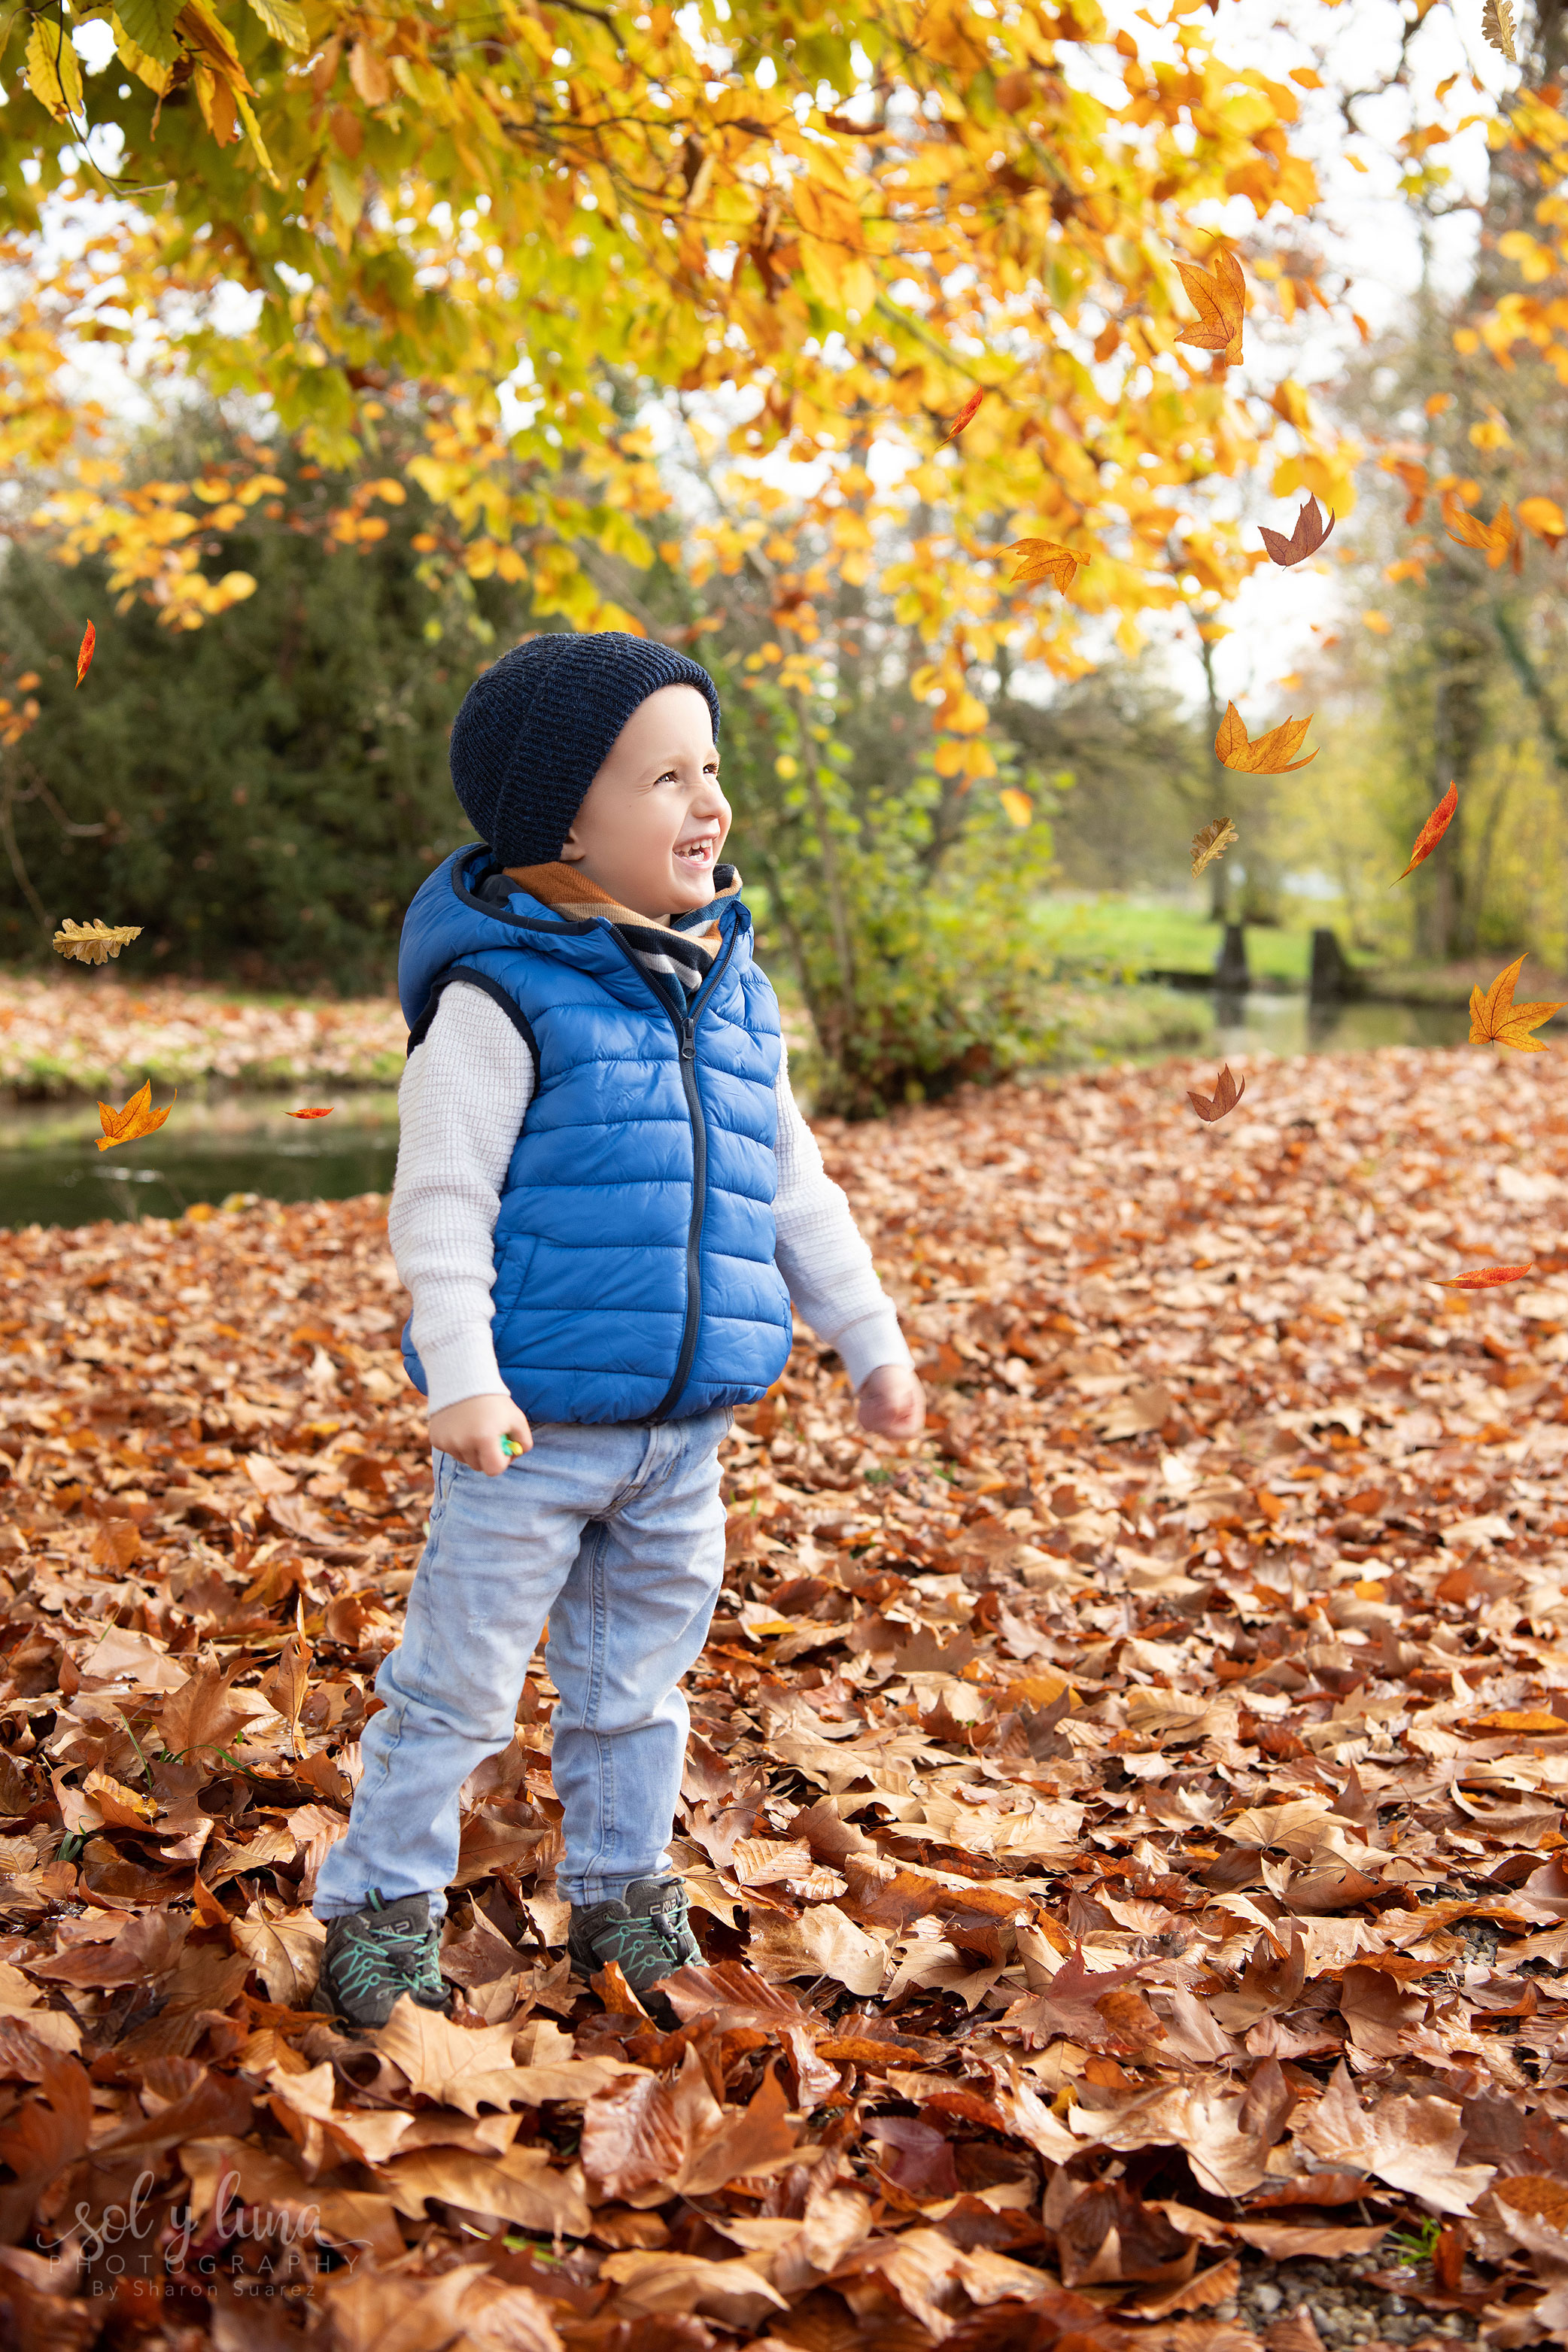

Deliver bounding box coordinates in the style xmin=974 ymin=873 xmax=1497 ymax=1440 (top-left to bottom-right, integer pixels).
xmin=400 ymin=846 xmax=751 ymax=1032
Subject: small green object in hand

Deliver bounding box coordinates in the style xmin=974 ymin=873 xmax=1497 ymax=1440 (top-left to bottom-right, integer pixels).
xmin=500 ymin=1436 xmax=524 ymax=1458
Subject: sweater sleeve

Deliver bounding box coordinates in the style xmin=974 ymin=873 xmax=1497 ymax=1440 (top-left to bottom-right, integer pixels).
xmin=772 ymin=1043 xmax=914 ymax=1391
xmin=387 ymin=982 xmax=535 ymax=1417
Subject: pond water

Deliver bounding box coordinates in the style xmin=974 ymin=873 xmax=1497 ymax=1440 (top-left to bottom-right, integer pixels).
xmin=0 ymin=1092 xmax=402 ymax=1233
xmin=0 ymin=992 xmax=1477 ymax=1233
xmin=1198 ymin=990 xmax=1473 ymax=1061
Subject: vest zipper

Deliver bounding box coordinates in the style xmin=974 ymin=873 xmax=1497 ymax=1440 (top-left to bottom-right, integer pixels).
xmin=606 ymin=924 xmax=738 ymax=1424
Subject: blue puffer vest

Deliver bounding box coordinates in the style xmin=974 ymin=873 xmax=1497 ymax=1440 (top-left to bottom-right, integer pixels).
xmin=397 ymin=847 xmax=794 ymax=1425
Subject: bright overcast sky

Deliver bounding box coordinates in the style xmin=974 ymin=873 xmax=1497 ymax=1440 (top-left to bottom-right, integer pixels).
xmin=1149 ymin=0 xmax=1508 ymax=711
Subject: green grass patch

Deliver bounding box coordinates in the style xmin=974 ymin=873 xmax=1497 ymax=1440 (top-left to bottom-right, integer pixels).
xmin=1032 ymin=895 xmax=1323 ymax=983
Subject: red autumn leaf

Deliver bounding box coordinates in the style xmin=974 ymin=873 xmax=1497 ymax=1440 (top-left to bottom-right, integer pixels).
xmin=1258 ymin=496 xmax=1335 ymax=567
xmin=1188 ymin=1064 xmax=1245 ymax=1123
xmin=287 ymin=1107 xmax=334 ymax=1119
xmin=1395 ymin=780 xmax=1457 ymax=882
xmin=1435 ymin=1264 xmax=1535 ymax=1289
xmin=74 ymin=621 xmax=96 ymax=688
xmin=940 ymin=387 xmax=984 ymax=442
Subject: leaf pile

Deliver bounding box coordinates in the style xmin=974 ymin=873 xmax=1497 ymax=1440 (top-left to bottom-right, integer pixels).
xmin=0 ymin=975 xmax=406 ymax=1099
xmin=5 ymin=1049 xmax=1568 ymax=2344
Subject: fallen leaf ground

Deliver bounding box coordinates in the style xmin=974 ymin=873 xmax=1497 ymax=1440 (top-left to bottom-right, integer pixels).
xmin=2 ymin=1044 xmax=1567 ymax=2352
xmin=0 ymin=975 xmax=407 ymax=1099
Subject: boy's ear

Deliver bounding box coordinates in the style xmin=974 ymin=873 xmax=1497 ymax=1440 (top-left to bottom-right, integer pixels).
xmin=558 ymin=827 xmax=585 ymax=865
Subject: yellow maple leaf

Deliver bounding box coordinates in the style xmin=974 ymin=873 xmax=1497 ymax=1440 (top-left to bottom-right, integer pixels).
xmin=1174 ymin=250 xmax=1245 ymax=365
xmin=97 ymin=1079 xmax=177 ymax=1152
xmin=1469 ymin=955 xmax=1565 ymax=1053
xmin=1214 ymin=702 xmax=1317 ymax=775
xmin=1005 ymin=539 xmax=1086 ymax=592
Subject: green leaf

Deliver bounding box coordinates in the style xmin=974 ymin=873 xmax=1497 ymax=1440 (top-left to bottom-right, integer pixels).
xmin=244 ymin=0 xmax=308 ymax=50
xmin=113 ymin=0 xmax=182 ymax=68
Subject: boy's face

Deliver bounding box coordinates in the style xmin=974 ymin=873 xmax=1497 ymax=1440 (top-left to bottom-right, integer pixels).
xmin=555 ymin=684 xmax=731 ymax=922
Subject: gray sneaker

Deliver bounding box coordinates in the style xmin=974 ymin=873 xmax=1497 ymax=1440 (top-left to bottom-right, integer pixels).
xmin=568 ymin=1876 xmax=701 ymax=2015
xmin=312 ymin=1890 xmax=451 ymax=2029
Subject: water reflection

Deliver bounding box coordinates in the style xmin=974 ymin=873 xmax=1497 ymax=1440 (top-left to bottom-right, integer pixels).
xmin=1206 ymin=991 xmax=1472 ymax=1061
xmin=0 ymin=1095 xmax=401 ymax=1232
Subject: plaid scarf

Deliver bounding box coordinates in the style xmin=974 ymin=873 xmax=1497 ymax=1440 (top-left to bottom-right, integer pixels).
xmin=502 ymin=859 xmax=743 ymax=998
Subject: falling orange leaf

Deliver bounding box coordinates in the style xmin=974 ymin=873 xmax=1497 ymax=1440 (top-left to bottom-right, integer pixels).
xmin=1258 ymin=497 xmax=1335 ymax=567
xmin=1188 ymin=1065 xmax=1245 ymax=1123
xmin=288 ymin=1108 xmax=334 ymax=1120
xmin=1469 ymin=956 xmax=1565 ymax=1053
xmin=1214 ymin=702 xmax=1317 ymax=775
xmin=1395 ymin=781 xmax=1457 ymax=882
xmin=1436 ymin=1264 xmax=1534 ymax=1289
xmin=1446 ymin=500 xmax=1516 ymax=569
xmin=1518 ymin=494 xmax=1566 ymax=548
xmin=1006 ymin=538 xmax=1086 ymax=593
xmin=998 ymin=789 xmax=1032 ymax=828
xmin=941 ymin=388 xmax=984 ymax=442
xmin=1384 ymin=457 xmax=1429 ymax=523
xmin=1174 ymin=250 xmax=1245 ymax=365
xmin=97 ymin=1078 xmax=175 ymax=1152
xmin=75 ymin=621 xmax=96 ymax=688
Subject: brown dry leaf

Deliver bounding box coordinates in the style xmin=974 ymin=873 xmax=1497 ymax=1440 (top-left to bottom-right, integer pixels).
xmin=1175 ymin=249 xmax=1245 ymax=363
xmin=231 ymin=1905 xmax=324 ymax=2005
xmin=378 ymin=2144 xmax=591 ymax=2237
xmin=1191 ymin=817 xmax=1238 ymax=877
xmin=1469 ymin=953 xmax=1565 ymax=1051
xmin=96 ymin=1075 xmax=175 ymax=1151
xmin=1000 ymin=1943 xmax=1148 ymax=2047
xmin=1187 ymin=1065 xmax=1245 ymax=1124
xmin=1214 ymin=700 xmax=1317 ymax=774
xmin=156 ymin=1664 xmax=255 ymax=1764
xmin=581 ymin=2044 xmax=722 ymax=2208
xmin=1484 ymin=0 xmax=1518 ymax=64
xmin=1258 ymin=497 xmax=1334 ymax=567
xmin=747 ymin=1901 xmax=887 ymax=1994
xmin=597 ymin=2249 xmax=790 ymax=2329
xmin=51 ymin=919 xmax=141 ymax=966
xmin=90 ymin=1518 xmax=141 ymax=1570
xmin=376 ymin=1995 xmax=530 ymax=2116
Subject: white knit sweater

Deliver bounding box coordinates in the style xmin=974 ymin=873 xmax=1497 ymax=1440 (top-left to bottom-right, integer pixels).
xmin=388 ymin=982 xmax=913 ymax=1417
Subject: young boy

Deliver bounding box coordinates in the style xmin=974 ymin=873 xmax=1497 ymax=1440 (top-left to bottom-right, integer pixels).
xmin=313 ymin=631 xmax=924 ymax=2027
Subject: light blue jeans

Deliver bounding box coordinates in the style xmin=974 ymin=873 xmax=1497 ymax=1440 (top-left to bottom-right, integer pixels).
xmin=314 ymin=1405 xmax=731 ymax=1922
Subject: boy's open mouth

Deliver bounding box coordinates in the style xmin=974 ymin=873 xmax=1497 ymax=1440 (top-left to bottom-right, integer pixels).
xmin=673 ymin=837 xmax=716 ymax=871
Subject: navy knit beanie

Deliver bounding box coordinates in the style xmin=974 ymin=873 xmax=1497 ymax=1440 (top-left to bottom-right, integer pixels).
xmin=448 ymin=631 xmax=723 ymax=868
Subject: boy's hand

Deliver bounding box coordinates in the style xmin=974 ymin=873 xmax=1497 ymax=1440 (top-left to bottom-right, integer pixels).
xmin=856 ymin=1363 xmax=925 ymax=1442
xmin=429 ymin=1393 xmax=533 ymax=1477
